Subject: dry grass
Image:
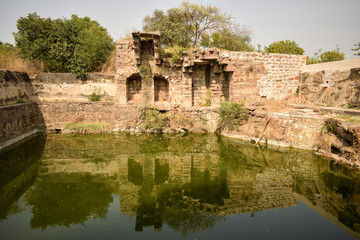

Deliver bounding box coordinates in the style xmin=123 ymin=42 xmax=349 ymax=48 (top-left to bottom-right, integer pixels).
xmin=0 ymin=51 xmax=44 ymax=74
xmin=100 ymin=48 xmax=116 ymax=73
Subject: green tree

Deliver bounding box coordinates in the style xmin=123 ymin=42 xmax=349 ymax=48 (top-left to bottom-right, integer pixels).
xmin=143 ymin=8 xmax=192 ymax=48
xmin=14 ymin=13 xmax=113 ymax=79
xmin=320 ymin=47 xmax=345 ymax=62
xmin=200 ymin=24 xmax=254 ymax=52
xmin=265 ymin=40 xmax=305 ymax=55
xmin=143 ymin=1 xmax=235 ymax=49
xmin=181 ymin=1 xmax=230 ymax=47
xmin=306 ymin=48 xmax=323 ymax=65
xmin=306 ymin=47 xmax=345 ymax=65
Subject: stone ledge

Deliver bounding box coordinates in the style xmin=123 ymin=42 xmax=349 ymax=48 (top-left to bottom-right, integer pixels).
xmin=0 ymin=129 xmax=41 ymax=151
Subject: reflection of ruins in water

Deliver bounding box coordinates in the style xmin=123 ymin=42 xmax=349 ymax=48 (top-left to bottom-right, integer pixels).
xmin=1 ymin=133 xmax=359 ymax=237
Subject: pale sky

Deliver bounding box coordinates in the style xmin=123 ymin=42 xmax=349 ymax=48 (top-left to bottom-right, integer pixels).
xmin=0 ymin=0 xmax=359 ymax=59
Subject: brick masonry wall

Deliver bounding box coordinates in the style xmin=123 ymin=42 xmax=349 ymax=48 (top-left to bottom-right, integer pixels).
xmin=220 ymin=51 xmax=306 ymax=100
xmin=38 ymin=102 xmax=115 ymax=129
xmin=0 ymin=103 xmax=44 ymax=145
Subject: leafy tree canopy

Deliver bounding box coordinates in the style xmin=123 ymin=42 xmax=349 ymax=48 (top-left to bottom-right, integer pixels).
xmin=14 ymin=13 xmax=114 ymax=79
xmin=265 ymin=40 xmax=305 ymax=55
xmin=201 ymin=24 xmax=254 ymax=52
xmin=143 ymin=1 xmax=252 ymax=52
xmin=306 ymin=47 xmax=345 ymax=64
xmin=320 ymin=48 xmax=345 ymax=62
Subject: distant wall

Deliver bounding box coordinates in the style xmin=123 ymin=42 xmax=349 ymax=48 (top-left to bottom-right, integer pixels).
xmin=0 ymin=70 xmax=34 ymax=105
xmin=32 ymin=73 xmax=117 ymax=102
xmin=0 ymin=71 xmax=118 ymax=105
xmin=0 ymin=103 xmax=44 ymax=148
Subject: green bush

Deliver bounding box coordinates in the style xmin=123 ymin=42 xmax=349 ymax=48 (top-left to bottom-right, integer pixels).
xmin=140 ymin=107 xmax=168 ymax=130
xmin=14 ymin=13 xmax=114 ymax=79
xmin=217 ymin=100 xmax=249 ymax=131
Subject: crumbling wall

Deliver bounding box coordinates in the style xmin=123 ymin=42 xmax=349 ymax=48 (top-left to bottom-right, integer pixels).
xmin=220 ymin=51 xmax=306 ymax=101
xmin=115 ymin=32 xmax=306 ymax=113
xmin=300 ymin=67 xmax=360 ymax=108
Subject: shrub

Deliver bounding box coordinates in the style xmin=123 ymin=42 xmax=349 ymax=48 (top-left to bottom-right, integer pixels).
xmin=139 ymin=107 xmax=168 ymax=130
xmin=88 ymin=87 xmax=102 ymax=101
xmin=217 ymin=100 xmax=249 ymax=131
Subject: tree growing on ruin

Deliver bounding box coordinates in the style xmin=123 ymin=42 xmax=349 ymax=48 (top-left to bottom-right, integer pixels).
xmin=265 ymin=40 xmax=305 ymax=55
xmin=14 ymin=13 xmax=114 ymax=79
xmin=142 ymin=1 xmax=252 ymax=51
xmin=143 ymin=8 xmax=192 ymax=48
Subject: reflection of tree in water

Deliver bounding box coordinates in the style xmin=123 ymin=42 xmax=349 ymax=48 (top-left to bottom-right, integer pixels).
xmin=0 ymin=134 xmax=46 ymax=220
xmin=2 ymin=132 xmax=360 ymax=235
xmin=132 ymin=155 xmax=228 ymax=235
xmin=163 ymin=204 xmax=225 ymax=236
xmin=158 ymin=186 xmax=225 ymax=236
xmin=25 ymin=174 xmax=113 ymax=230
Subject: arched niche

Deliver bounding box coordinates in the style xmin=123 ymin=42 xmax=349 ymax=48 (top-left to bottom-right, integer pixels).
xmin=126 ymin=73 xmax=142 ymax=103
xmin=154 ymin=75 xmax=169 ymax=102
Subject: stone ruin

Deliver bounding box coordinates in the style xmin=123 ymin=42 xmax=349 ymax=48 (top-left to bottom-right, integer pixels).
xmin=115 ymin=31 xmax=306 ymax=111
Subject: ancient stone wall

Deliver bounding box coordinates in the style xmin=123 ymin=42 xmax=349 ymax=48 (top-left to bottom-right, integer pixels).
xmin=38 ymin=102 xmax=115 ymax=130
xmin=222 ymin=107 xmax=325 ymax=150
xmin=0 ymin=103 xmax=44 ymax=148
xmin=220 ymin=51 xmax=306 ymax=101
xmin=300 ymin=60 xmax=360 ymax=108
xmin=31 ymin=73 xmax=117 ymax=102
xmin=115 ymin=33 xmax=306 ymax=117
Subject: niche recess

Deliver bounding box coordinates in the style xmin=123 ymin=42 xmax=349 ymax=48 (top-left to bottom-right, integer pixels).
xmin=154 ymin=75 xmax=169 ymax=102
xmin=126 ymin=74 xmax=142 ymax=103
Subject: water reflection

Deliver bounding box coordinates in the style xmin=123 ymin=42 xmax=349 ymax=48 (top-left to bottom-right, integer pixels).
xmin=0 ymin=133 xmax=359 ymax=237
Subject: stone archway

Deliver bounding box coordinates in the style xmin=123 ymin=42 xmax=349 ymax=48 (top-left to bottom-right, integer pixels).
xmin=154 ymin=75 xmax=169 ymax=102
xmin=126 ymin=73 xmax=142 ymax=103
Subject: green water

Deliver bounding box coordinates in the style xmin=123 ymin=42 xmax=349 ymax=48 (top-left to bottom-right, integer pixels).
xmin=0 ymin=133 xmax=359 ymax=239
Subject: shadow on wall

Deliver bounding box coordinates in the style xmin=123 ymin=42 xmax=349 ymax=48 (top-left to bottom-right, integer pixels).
xmin=0 ymin=70 xmax=46 ymax=148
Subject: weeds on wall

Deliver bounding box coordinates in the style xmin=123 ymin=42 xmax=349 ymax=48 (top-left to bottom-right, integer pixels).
xmin=139 ymin=56 xmax=153 ymax=84
xmin=64 ymin=122 xmax=110 ymax=134
xmin=201 ymin=89 xmax=212 ymax=107
xmin=321 ymin=119 xmax=338 ymax=134
xmin=336 ymin=115 xmax=360 ymax=124
xmin=16 ymin=98 xmax=27 ymax=104
xmin=217 ymin=100 xmax=249 ymax=131
xmin=88 ymin=87 xmax=103 ymax=101
xmin=139 ymin=107 xmax=168 ymax=131
xmin=160 ymin=45 xmax=188 ymax=64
